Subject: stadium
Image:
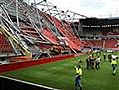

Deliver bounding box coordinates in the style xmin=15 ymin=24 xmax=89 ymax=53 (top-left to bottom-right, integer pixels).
xmin=0 ymin=0 xmax=119 ymax=90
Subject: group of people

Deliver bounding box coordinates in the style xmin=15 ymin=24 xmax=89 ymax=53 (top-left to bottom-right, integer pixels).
xmin=86 ymin=54 xmax=101 ymax=70
xmin=74 ymin=55 xmax=101 ymax=90
xmin=74 ymin=53 xmax=118 ymax=90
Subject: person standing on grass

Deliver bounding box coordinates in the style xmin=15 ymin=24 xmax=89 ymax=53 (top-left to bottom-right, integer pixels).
xmin=111 ymin=58 xmax=117 ymax=75
xmin=103 ymin=53 xmax=106 ymax=61
xmin=95 ymin=56 xmax=101 ymax=69
xmin=74 ymin=65 xmax=83 ymax=90
xmin=108 ymin=54 xmax=112 ymax=63
xmin=86 ymin=56 xmax=91 ymax=69
xmin=90 ymin=54 xmax=96 ymax=69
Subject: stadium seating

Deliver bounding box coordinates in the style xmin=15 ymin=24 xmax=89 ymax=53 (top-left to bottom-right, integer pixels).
xmin=83 ymin=39 xmax=118 ymax=49
xmin=51 ymin=16 xmax=81 ymax=51
xmin=103 ymin=39 xmax=117 ymax=48
xmin=20 ymin=27 xmax=40 ymax=38
xmin=42 ymin=26 xmax=59 ymax=45
xmin=0 ymin=34 xmax=13 ymax=53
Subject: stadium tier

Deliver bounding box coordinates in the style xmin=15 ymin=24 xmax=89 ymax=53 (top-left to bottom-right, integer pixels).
xmin=0 ymin=0 xmax=119 ymax=64
xmin=0 ymin=0 xmax=82 ymax=64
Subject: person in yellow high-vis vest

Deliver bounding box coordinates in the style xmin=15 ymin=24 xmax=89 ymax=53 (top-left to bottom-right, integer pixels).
xmin=74 ymin=65 xmax=83 ymax=90
xmin=111 ymin=58 xmax=117 ymax=75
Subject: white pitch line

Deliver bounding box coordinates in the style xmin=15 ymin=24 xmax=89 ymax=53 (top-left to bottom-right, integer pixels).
xmin=0 ymin=75 xmax=59 ymax=90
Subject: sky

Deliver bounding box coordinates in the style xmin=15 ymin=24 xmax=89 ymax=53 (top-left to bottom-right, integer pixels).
xmin=27 ymin=0 xmax=119 ymax=18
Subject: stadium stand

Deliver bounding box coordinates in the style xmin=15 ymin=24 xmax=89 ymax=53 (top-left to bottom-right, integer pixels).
xmin=0 ymin=0 xmax=119 ymax=64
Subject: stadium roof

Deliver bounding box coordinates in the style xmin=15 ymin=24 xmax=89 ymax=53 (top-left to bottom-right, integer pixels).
xmin=80 ymin=17 xmax=119 ymax=26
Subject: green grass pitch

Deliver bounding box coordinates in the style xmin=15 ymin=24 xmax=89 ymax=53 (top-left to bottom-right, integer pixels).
xmin=1 ymin=52 xmax=119 ymax=90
